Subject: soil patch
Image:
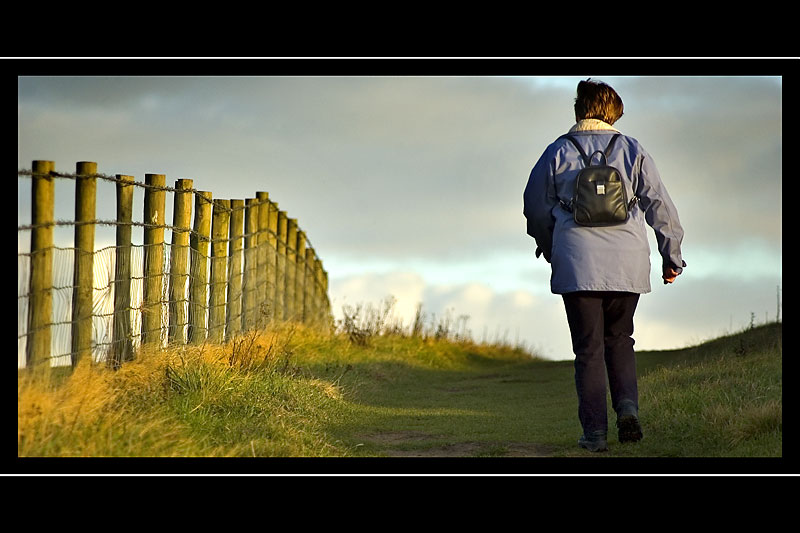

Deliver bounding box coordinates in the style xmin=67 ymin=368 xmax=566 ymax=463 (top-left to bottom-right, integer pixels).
xmin=360 ymin=431 xmax=554 ymax=457
xmin=501 ymin=442 xmax=556 ymax=457
xmin=364 ymin=431 xmax=434 ymax=445
xmin=385 ymin=441 xmax=485 ymax=457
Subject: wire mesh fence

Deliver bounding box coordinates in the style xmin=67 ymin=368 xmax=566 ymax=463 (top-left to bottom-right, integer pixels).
xmin=18 ymin=161 xmax=332 ymax=370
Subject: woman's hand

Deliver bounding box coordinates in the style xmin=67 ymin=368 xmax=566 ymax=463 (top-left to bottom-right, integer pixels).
xmin=662 ymin=266 xmax=681 ymax=284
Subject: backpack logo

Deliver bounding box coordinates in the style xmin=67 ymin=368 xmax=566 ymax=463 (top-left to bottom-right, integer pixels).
xmin=560 ymin=134 xmax=638 ymax=227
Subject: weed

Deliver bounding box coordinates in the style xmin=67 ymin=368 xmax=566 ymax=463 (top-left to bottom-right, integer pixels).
xmin=337 ymin=296 xmax=534 ymax=360
xmin=338 ymin=296 xmax=399 ymax=346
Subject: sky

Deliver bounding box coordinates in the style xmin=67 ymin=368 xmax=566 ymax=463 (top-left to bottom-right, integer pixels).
xmin=17 ymin=63 xmax=783 ymax=361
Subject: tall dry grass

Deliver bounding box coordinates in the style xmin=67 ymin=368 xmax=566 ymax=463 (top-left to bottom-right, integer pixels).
xmin=17 ymin=322 xmax=345 ymax=457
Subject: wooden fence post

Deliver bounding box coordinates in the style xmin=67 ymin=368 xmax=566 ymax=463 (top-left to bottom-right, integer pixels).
xmin=322 ymin=268 xmax=332 ymax=329
xmin=189 ymin=191 xmax=212 ymax=344
xmin=285 ymin=218 xmax=297 ymax=322
xmin=295 ymin=230 xmax=306 ymax=322
xmin=110 ymin=174 xmax=134 ymax=368
xmin=275 ymin=210 xmax=287 ymax=321
xmin=256 ymin=191 xmax=269 ymax=322
xmin=242 ymin=198 xmax=258 ymax=330
xmin=71 ymin=161 xmax=97 ymax=367
xmin=19 ymin=161 xmax=331 ymax=368
xmin=266 ymin=200 xmax=279 ymax=324
xmin=208 ymin=199 xmax=230 ymax=344
xmin=304 ymin=248 xmax=315 ymax=324
xmin=142 ymin=174 xmax=166 ymax=347
xmin=26 ymin=160 xmax=55 ymax=371
xmin=226 ymin=199 xmax=244 ymax=341
xmin=168 ymin=178 xmax=193 ymax=345
xmin=313 ymin=257 xmax=324 ymax=328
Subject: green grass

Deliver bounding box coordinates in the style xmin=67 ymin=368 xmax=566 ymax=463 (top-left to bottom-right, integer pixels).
xmin=18 ymin=320 xmax=782 ymax=466
xmin=629 ymin=323 xmax=782 ymax=458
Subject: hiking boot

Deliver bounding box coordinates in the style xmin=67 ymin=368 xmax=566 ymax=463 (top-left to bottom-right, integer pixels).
xmin=578 ymin=430 xmax=609 ymax=452
xmin=616 ymin=400 xmax=643 ymax=443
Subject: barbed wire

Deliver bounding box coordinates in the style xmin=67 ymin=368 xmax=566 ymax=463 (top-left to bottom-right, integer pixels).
xmin=18 ymin=167 xmax=331 ymax=368
xmin=18 ymin=241 xmax=330 ymax=364
xmin=19 ymin=169 xmax=243 ymax=203
xmin=19 ymin=168 xmax=294 ymax=217
xmin=17 ymin=218 xmax=273 ymax=246
xmin=18 ymin=169 xmax=322 ymax=257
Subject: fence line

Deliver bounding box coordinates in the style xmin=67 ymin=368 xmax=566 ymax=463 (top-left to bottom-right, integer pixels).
xmin=18 ymin=161 xmax=332 ymax=371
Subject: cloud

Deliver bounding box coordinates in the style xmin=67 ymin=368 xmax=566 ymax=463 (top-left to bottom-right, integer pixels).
xmin=18 ymin=76 xmax=570 ymax=262
xmin=329 ymin=269 xmax=575 ymax=359
xmin=330 ymin=264 xmax=783 ymax=361
xmin=330 ymin=270 xmax=426 ymax=324
xmin=17 ymin=73 xmax=783 ymax=360
xmin=603 ymin=76 xmax=782 ymax=249
xmin=19 ymin=75 xmax=781 ymax=259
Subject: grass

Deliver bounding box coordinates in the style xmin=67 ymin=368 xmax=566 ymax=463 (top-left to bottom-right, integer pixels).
xmin=629 ymin=323 xmax=783 ymax=458
xmin=18 ymin=324 xmax=353 ymax=458
xmin=17 ymin=306 xmax=783 ymax=470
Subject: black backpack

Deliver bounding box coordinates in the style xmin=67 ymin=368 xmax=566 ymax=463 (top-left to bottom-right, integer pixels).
xmin=559 ymin=133 xmax=638 ymax=227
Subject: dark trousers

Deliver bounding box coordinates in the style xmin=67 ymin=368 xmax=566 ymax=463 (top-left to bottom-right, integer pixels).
xmin=562 ymin=291 xmax=640 ymax=434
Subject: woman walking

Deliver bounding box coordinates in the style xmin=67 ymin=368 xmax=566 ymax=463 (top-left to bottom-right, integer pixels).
xmin=523 ymin=79 xmax=686 ymax=452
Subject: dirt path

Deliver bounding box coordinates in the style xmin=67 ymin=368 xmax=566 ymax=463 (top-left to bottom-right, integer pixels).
xmin=338 ymin=359 xmax=574 ymax=458
xmin=358 ymin=430 xmax=556 ymax=457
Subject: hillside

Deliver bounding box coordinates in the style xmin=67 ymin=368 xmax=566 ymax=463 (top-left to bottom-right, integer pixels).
xmin=17 ymin=321 xmax=782 ymax=469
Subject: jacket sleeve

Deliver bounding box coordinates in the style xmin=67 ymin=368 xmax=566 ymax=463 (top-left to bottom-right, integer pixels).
xmin=636 ymin=148 xmax=686 ymax=273
xmin=523 ymin=144 xmax=557 ymax=262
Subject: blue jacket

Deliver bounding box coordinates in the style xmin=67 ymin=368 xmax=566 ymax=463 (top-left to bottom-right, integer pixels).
xmin=523 ymin=120 xmax=685 ymax=294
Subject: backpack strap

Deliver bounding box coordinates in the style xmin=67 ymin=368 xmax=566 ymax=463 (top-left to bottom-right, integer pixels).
xmin=562 ymin=135 xmax=590 ymax=167
xmin=562 ymin=133 xmax=620 ymax=167
xmin=604 ymin=133 xmax=620 ymax=160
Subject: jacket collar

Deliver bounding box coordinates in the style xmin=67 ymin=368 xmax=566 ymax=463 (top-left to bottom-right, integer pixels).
xmin=569 ymin=119 xmax=620 ymax=133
